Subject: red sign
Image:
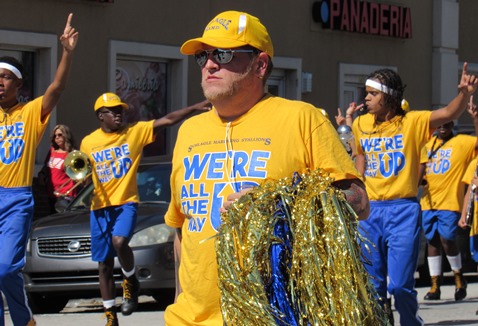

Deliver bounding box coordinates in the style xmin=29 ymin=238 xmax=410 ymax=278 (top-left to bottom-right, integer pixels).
xmin=312 ymin=0 xmax=412 ymax=39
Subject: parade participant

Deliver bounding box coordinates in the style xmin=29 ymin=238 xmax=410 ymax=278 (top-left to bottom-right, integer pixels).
xmin=165 ymin=10 xmax=369 ymax=325
xmin=420 ymin=99 xmax=478 ymax=302
xmin=352 ymin=66 xmax=478 ymax=325
xmin=41 ymin=124 xmax=79 ymax=213
xmin=80 ymin=92 xmax=209 ymax=326
xmin=0 ymin=13 xmax=78 ymax=326
xmin=459 ymin=156 xmax=478 ymax=316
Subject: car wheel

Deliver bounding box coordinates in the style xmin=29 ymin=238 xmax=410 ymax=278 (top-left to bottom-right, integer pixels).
xmin=28 ymin=293 xmax=69 ymax=314
xmin=152 ymin=289 xmax=175 ymax=310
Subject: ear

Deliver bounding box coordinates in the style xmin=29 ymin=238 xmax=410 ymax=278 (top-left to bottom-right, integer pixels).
xmin=256 ymin=52 xmax=269 ymax=77
xmin=15 ymin=79 xmax=23 ymax=91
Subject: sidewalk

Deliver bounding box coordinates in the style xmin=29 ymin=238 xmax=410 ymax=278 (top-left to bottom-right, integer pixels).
xmin=399 ymin=272 xmax=478 ymax=325
xmin=4 ymin=275 xmax=478 ymax=325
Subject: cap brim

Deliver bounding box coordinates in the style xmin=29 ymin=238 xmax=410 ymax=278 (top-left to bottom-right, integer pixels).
xmin=180 ymin=37 xmax=249 ymax=55
xmin=101 ymin=102 xmax=129 ymax=110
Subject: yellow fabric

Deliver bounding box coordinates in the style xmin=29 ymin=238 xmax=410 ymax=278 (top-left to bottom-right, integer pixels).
xmin=0 ymin=97 xmax=49 ymax=187
xmin=180 ymin=11 xmax=274 ymax=57
xmin=462 ymin=157 xmax=478 ymax=237
xmin=165 ymin=95 xmax=361 ymax=325
xmin=80 ymin=121 xmax=154 ymax=210
xmin=420 ymin=134 xmax=476 ymax=212
xmin=94 ymin=92 xmax=128 ymax=111
xmin=353 ymin=110 xmax=432 ymax=200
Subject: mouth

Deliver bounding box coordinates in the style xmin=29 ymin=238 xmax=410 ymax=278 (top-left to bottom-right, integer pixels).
xmin=205 ymin=74 xmax=221 ymax=81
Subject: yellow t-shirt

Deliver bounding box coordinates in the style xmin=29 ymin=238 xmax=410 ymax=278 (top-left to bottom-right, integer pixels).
xmin=0 ymin=97 xmax=49 ymax=187
xmin=352 ymin=110 xmax=432 ymax=200
xmin=165 ymin=95 xmax=361 ymax=325
xmin=420 ymin=134 xmax=477 ymax=212
xmin=80 ymin=121 xmax=154 ymax=210
xmin=462 ymin=157 xmax=478 ymax=237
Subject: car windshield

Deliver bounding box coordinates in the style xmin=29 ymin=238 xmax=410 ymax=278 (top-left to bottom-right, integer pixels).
xmin=67 ymin=162 xmax=171 ymax=210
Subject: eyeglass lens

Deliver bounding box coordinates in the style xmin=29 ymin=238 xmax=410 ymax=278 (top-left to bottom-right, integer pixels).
xmin=194 ymin=49 xmax=256 ymax=67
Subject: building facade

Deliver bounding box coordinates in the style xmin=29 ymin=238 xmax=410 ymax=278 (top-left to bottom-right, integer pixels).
xmin=0 ymin=0 xmax=476 ymax=167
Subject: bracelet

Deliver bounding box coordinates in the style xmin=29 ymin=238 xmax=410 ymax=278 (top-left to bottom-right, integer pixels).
xmin=346 ymin=114 xmax=352 ymax=118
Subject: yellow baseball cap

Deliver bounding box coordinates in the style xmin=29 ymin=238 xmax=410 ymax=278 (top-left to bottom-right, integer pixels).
xmin=94 ymin=92 xmax=129 ymax=111
xmin=180 ymin=11 xmax=274 ymax=58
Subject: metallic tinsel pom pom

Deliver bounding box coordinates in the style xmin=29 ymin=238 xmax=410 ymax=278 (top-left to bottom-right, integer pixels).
xmin=216 ymin=169 xmax=388 ymax=326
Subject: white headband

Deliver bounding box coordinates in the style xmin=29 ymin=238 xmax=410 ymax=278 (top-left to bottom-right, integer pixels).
xmin=365 ymin=79 xmax=395 ymax=95
xmin=0 ymin=62 xmax=22 ymax=79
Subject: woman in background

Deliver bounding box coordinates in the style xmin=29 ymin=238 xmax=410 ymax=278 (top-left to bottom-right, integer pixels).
xmin=42 ymin=124 xmax=79 ymax=213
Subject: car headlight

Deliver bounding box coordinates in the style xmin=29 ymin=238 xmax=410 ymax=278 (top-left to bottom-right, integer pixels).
xmin=26 ymin=239 xmax=31 ymax=254
xmin=129 ymin=224 xmax=175 ymax=247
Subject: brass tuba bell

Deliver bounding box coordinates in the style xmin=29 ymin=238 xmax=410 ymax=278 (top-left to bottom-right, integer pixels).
xmin=64 ymin=150 xmax=91 ymax=181
xmin=53 ymin=150 xmax=92 ymax=198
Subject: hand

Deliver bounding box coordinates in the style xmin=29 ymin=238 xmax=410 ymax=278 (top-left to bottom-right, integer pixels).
xmin=467 ymin=95 xmax=478 ymax=119
xmin=219 ymin=187 xmax=253 ymax=213
xmin=346 ymin=102 xmax=364 ymax=116
xmin=59 ymin=13 xmax=79 ymax=53
xmin=458 ymin=215 xmax=469 ymax=229
xmin=458 ymin=62 xmax=478 ymax=95
xmin=335 ymin=108 xmax=346 ymax=126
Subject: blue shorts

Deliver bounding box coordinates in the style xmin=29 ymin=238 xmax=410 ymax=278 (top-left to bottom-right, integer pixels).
xmin=422 ymin=210 xmax=460 ymax=241
xmin=90 ymin=202 xmax=138 ymax=262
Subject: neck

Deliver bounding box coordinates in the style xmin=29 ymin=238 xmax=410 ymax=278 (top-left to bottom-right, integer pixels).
xmin=214 ymin=92 xmax=267 ymax=122
xmin=439 ymin=133 xmax=454 ymax=141
xmin=0 ymin=99 xmax=18 ymax=112
xmin=375 ymin=110 xmax=397 ymax=123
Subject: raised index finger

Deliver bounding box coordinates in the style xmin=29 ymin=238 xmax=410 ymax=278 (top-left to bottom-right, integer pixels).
xmin=462 ymin=62 xmax=468 ymax=78
xmin=65 ymin=13 xmax=73 ymax=28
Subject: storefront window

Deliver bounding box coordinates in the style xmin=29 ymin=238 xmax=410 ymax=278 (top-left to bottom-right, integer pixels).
xmin=115 ymin=58 xmax=168 ymax=157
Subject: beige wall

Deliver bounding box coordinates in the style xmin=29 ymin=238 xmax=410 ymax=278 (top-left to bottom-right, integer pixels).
xmin=1 ymin=0 xmax=475 ymax=160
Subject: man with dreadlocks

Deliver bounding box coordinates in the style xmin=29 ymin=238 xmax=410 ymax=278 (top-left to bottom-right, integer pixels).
xmin=352 ymin=64 xmax=478 ymax=326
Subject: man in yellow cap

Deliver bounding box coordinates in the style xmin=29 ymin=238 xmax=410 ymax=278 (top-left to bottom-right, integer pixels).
xmin=80 ymin=93 xmax=209 ymax=325
xmin=165 ymin=10 xmax=369 ymax=325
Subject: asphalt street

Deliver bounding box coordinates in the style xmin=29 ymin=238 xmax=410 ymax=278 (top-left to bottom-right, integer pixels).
xmin=4 ymin=272 xmax=478 ymax=325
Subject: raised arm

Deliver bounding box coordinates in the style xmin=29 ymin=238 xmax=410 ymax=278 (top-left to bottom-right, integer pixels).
xmin=41 ymin=13 xmax=79 ymax=121
xmin=429 ymin=62 xmax=478 ymax=129
xmin=152 ymin=99 xmax=210 ymax=133
xmin=467 ymin=95 xmax=478 ymax=152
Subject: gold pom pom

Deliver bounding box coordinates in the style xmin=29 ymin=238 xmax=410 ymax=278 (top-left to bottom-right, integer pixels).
xmin=216 ymin=169 xmax=388 ymax=325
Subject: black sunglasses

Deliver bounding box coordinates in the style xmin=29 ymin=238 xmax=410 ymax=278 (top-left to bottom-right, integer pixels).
xmin=99 ymin=107 xmax=123 ymax=115
xmin=194 ymin=48 xmax=258 ymax=67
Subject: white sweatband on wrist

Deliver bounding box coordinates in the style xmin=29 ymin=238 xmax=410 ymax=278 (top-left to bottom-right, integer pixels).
xmin=365 ymin=79 xmax=395 ymax=95
xmin=0 ymin=63 xmax=22 ymax=79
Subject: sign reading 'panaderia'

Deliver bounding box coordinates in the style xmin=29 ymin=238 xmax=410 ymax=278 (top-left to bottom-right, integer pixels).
xmin=312 ymin=0 xmax=412 ymax=39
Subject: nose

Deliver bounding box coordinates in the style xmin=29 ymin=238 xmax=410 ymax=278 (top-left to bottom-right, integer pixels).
xmin=203 ymin=54 xmax=219 ymax=70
